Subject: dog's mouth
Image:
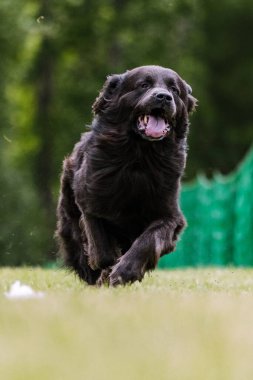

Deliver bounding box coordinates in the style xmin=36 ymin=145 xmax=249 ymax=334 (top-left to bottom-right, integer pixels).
xmin=136 ymin=109 xmax=172 ymax=141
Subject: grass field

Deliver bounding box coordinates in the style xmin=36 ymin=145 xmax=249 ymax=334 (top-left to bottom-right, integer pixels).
xmin=1 ymin=268 xmax=253 ymax=380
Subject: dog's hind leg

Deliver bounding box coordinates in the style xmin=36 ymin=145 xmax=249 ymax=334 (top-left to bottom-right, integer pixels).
xmin=56 ymin=158 xmax=101 ymax=284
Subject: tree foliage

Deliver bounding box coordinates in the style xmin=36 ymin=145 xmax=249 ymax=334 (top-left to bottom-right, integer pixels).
xmin=0 ymin=0 xmax=252 ymax=265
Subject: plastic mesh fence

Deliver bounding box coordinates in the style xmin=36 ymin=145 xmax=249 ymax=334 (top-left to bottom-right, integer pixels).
xmin=158 ymin=148 xmax=253 ymax=268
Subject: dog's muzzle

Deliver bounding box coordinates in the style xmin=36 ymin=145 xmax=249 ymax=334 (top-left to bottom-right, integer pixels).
xmin=135 ymin=89 xmax=175 ymax=141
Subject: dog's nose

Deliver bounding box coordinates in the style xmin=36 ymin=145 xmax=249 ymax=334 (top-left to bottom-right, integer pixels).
xmin=155 ymin=92 xmax=172 ymax=103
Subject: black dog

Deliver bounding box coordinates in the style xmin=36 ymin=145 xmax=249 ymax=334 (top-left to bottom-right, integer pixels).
xmin=56 ymin=65 xmax=197 ymax=286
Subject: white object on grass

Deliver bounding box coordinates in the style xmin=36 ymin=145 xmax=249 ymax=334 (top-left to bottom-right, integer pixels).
xmin=4 ymin=280 xmax=45 ymax=299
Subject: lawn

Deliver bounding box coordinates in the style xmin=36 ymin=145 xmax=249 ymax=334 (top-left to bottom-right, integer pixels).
xmin=1 ymin=268 xmax=253 ymax=380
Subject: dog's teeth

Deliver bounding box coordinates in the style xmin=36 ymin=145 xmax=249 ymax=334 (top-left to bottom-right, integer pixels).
xmin=144 ymin=115 xmax=149 ymax=126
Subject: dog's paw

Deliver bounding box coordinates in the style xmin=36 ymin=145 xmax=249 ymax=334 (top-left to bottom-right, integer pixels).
xmin=109 ymin=258 xmax=145 ymax=287
xmin=96 ymin=268 xmax=111 ymax=286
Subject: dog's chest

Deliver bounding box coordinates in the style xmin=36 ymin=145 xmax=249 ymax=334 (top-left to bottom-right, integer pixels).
xmin=87 ymin=152 xmax=171 ymax=221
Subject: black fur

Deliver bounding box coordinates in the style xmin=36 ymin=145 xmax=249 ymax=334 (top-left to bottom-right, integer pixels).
xmin=56 ymin=65 xmax=197 ymax=286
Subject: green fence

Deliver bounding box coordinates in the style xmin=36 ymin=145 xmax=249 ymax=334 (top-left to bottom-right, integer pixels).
xmin=158 ymin=148 xmax=253 ymax=268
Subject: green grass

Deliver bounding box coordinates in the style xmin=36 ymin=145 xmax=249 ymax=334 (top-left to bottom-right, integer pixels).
xmin=1 ymin=268 xmax=253 ymax=380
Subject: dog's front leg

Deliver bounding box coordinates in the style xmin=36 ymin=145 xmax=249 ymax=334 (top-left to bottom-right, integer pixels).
xmin=82 ymin=215 xmax=119 ymax=271
xmin=109 ymin=215 xmax=185 ymax=286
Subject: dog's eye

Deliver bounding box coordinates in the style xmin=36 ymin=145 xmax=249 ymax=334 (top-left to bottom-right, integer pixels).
xmin=140 ymin=82 xmax=150 ymax=89
xmin=171 ymin=86 xmax=179 ymax=95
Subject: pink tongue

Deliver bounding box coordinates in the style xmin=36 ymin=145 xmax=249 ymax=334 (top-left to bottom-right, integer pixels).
xmin=145 ymin=115 xmax=166 ymax=138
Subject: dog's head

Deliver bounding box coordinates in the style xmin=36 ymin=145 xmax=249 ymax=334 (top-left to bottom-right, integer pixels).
xmin=93 ymin=65 xmax=197 ymax=140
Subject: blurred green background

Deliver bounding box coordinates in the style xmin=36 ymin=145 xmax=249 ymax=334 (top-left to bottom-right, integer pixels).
xmin=0 ymin=0 xmax=253 ymax=266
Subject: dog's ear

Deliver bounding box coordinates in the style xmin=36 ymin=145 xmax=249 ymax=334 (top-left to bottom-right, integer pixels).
xmin=185 ymin=82 xmax=197 ymax=113
xmin=92 ymin=74 xmax=124 ymax=115
xmin=174 ymin=82 xmax=197 ymax=139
